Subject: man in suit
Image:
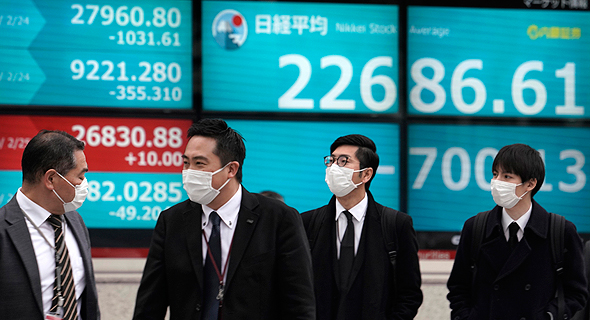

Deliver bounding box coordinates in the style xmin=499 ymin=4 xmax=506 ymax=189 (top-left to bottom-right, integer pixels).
xmin=301 ymin=134 xmax=423 ymax=320
xmin=133 ymin=118 xmax=315 ymax=320
xmin=447 ymin=143 xmax=588 ymax=319
xmin=0 ymin=130 xmax=100 ymax=320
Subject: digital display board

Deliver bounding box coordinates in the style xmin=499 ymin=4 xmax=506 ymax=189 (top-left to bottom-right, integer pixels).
xmin=0 ymin=115 xmax=192 ymax=228
xmin=408 ymin=124 xmax=590 ymax=233
xmin=202 ymin=1 xmax=399 ymax=114
xmin=0 ymin=0 xmax=192 ymax=109
xmin=226 ymin=120 xmax=400 ymax=213
xmin=407 ymin=6 xmax=589 ymax=118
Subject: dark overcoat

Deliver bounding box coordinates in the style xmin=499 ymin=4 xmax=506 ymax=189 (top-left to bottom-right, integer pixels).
xmin=447 ymin=200 xmax=587 ymax=320
xmin=301 ymin=192 xmax=423 ymax=320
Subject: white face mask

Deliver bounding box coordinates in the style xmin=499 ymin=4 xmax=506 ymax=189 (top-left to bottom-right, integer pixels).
xmin=182 ymin=163 xmax=231 ymax=205
xmin=325 ymin=164 xmax=366 ymax=197
xmin=53 ymin=172 xmax=89 ymax=212
xmin=490 ymin=179 xmax=528 ymax=209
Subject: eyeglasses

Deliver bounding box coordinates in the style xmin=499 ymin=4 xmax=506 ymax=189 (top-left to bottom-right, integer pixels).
xmin=324 ymin=155 xmax=352 ymax=167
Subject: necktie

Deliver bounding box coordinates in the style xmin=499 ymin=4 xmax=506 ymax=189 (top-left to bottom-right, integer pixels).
xmin=202 ymin=212 xmax=222 ymax=320
xmin=339 ymin=210 xmax=355 ymax=290
xmin=47 ymin=215 xmax=78 ymax=320
xmin=508 ymin=222 xmax=520 ymax=250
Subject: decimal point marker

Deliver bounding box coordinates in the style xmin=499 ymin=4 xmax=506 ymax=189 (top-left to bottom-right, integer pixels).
xmin=493 ymin=99 xmax=505 ymax=113
xmin=146 ymin=21 xmax=151 ymax=27
xmin=131 ymin=75 xmax=136 ymax=81
xmin=117 ymin=195 xmax=122 ymax=201
xmin=147 ymin=141 xmax=152 ymax=147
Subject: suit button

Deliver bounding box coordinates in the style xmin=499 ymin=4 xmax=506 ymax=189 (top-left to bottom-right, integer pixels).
xmin=494 ymin=284 xmax=499 ymax=290
xmin=195 ymin=304 xmax=201 ymax=311
xmin=525 ymin=284 xmax=531 ymax=291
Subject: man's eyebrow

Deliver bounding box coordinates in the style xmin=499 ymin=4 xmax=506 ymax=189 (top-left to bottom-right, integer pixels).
xmin=182 ymin=155 xmax=208 ymax=162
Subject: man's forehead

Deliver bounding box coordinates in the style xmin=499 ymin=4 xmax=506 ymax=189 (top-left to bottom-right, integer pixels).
xmin=332 ymin=145 xmax=359 ymax=156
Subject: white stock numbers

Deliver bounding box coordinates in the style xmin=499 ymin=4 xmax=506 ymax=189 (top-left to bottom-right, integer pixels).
xmin=279 ymin=54 xmax=397 ymax=111
xmin=410 ymin=58 xmax=584 ymax=116
xmin=71 ymin=4 xmax=181 ymax=28
xmin=72 ymin=124 xmax=183 ymax=148
xmin=87 ymin=180 xmax=182 ymax=203
xmin=410 ymin=147 xmax=586 ymax=193
xmin=87 ymin=180 xmax=181 ymax=221
xmin=70 ymin=60 xmax=182 ymax=83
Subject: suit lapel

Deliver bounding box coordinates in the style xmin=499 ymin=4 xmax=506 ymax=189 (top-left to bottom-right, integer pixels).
xmin=5 ymin=196 xmax=44 ymax=314
xmin=495 ymin=203 xmax=548 ymax=282
xmin=224 ymin=189 xmax=259 ymax=290
xmin=184 ymin=202 xmax=204 ymax=288
xmin=495 ymin=238 xmax=532 ymax=282
xmin=63 ymin=212 xmax=92 ymax=280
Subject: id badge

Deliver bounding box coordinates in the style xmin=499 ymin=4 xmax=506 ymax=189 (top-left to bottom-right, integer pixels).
xmin=45 ymin=314 xmax=63 ymax=320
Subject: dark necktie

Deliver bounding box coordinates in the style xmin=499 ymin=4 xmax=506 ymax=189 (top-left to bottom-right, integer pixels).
xmin=509 ymin=222 xmax=520 ymax=250
xmin=339 ymin=210 xmax=355 ymax=290
xmin=202 ymin=212 xmax=222 ymax=320
xmin=47 ymin=215 xmax=78 ymax=320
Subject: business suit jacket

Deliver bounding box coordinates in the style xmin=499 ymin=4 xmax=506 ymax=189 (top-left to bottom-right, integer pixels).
xmin=447 ymin=201 xmax=588 ymax=320
xmin=301 ymin=192 xmax=423 ymax=320
xmin=0 ymin=196 xmax=100 ymax=320
xmin=133 ymin=187 xmax=316 ymax=320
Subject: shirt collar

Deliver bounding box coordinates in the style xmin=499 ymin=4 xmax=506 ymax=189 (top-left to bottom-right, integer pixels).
xmin=501 ymin=203 xmax=533 ymax=234
xmin=335 ymin=192 xmax=368 ymax=222
xmin=17 ymin=188 xmax=53 ymax=227
xmin=202 ymin=185 xmax=242 ymax=230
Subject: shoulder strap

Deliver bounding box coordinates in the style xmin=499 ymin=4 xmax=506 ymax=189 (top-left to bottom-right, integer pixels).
xmin=380 ymin=206 xmax=399 ymax=270
xmin=550 ymin=212 xmax=566 ymax=320
xmin=471 ymin=210 xmax=490 ymax=266
xmin=470 ymin=210 xmax=490 ymax=289
xmin=380 ymin=206 xmax=399 ymax=296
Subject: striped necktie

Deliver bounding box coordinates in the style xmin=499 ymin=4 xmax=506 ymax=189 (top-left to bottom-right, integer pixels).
xmin=48 ymin=215 xmax=78 ymax=320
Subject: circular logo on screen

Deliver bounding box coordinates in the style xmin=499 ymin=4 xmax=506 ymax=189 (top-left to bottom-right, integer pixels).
xmin=212 ymin=9 xmax=248 ymax=50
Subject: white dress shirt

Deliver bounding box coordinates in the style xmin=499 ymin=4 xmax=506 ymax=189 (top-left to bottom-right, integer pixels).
xmin=335 ymin=193 xmax=368 ymax=258
xmin=17 ymin=189 xmax=86 ymax=319
xmin=501 ymin=203 xmax=533 ymax=242
xmin=201 ymin=185 xmax=242 ymax=282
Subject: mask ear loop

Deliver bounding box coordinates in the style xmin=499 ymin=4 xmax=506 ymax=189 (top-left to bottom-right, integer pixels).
xmin=353 ymin=167 xmax=369 ymax=187
xmin=212 ymin=162 xmax=233 ymax=192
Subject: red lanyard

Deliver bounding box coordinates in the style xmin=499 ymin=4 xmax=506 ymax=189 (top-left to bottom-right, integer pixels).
xmin=202 ymin=227 xmax=234 ymax=302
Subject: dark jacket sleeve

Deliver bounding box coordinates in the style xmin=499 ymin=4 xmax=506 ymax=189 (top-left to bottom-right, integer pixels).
xmin=545 ymin=220 xmax=588 ymax=319
xmin=275 ymin=205 xmax=316 ymax=320
xmin=132 ymin=210 xmax=170 ymax=320
xmin=447 ymin=217 xmax=476 ymax=320
xmin=391 ymin=213 xmax=423 ymax=320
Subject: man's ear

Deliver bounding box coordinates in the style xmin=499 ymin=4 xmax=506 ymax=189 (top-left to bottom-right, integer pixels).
xmin=526 ymin=178 xmax=537 ymax=192
xmin=43 ymin=169 xmax=58 ymax=190
xmin=361 ymin=167 xmax=373 ymax=184
xmin=227 ymin=161 xmax=240 ymax=179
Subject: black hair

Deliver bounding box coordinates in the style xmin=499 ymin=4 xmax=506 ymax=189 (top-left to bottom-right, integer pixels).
xmin=330 ymin=134 xmax=379 ymax=190
xmin=260 ymin=190 xmax=284 ymax=203
xmin=22 ymin=130 xmax=85 ymax=183
xmin=187 ymin=118 xmax=246 ymax=182
xmin=492 ymin=143 xmax=545 ymax=197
